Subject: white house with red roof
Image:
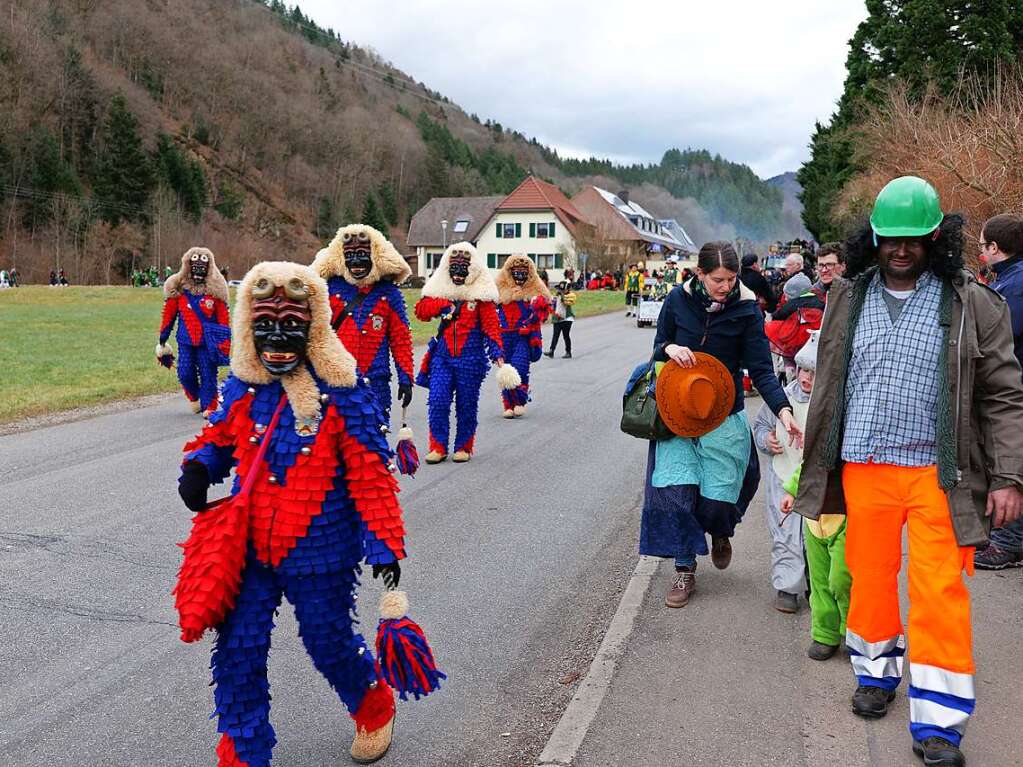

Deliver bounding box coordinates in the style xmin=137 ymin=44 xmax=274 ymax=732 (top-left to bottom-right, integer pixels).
xmin=473 ymin=175 xmax=593 ymax=281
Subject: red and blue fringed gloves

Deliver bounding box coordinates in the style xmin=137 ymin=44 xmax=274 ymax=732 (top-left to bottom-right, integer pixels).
xmin=375 ymin=590 xmax=445 ymax=701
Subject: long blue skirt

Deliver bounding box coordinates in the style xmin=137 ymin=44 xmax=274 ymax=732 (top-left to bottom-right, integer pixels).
xmin=639 ymin=433 xmax=760 ymax=560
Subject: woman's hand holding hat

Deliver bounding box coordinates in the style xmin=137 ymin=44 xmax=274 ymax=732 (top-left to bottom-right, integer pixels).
xmin=779 ymin=408 xmax=804 ymax=449
xmin=664 ymin=344 xmax=696 ymax=368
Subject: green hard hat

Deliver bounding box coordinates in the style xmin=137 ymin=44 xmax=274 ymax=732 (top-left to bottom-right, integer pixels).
xmin=869 ymin=176 xmax=943 ymax=238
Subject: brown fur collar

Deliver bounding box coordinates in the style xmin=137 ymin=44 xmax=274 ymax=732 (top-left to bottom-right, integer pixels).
xmin=231 ymin=262 xmax=357 ymax=421
xmin=311 ymin=224 xmax=411 ymax=287
xmin=163 ymin=247 xmax=229 ymax=303
xmin=495 ymin=255 xmax=553 ymax=304
xmin=421 ymin=241 xmax=499 ymax=302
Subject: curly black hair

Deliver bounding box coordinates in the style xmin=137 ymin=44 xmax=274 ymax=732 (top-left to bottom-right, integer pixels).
xmin=844 ymin=213 xmax=965 ymax=281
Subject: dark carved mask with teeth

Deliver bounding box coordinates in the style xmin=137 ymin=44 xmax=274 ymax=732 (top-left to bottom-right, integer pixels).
xmin=342 ymin=232 xmax=373 ymax=280
xmin=449 ymin=251 xmax=471 ymax=285
xmin=250 ymin=278 xmax=312 ymax=376
xmin=190 ymin=252 xmax=210 ymax=283
xmin=511 ymin=266 xmax=529 ymax=286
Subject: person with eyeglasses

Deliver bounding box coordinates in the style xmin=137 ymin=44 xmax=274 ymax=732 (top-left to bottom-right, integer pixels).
xmin=974 ymin=213 xmax=1023 ymax=571
xmin=812 ymin=242 xmax=846 ymax=301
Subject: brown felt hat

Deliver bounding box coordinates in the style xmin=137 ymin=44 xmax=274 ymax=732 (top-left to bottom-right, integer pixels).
xmin=655 ymin=353 xmax=736 ymax=437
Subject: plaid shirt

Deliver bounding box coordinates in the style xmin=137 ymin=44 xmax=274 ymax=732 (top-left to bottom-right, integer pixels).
xmin=841 ymin=270 xmax=943 ymax=466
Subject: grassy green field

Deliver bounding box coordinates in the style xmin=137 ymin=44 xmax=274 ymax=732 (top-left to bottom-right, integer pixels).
xmin=0 ymin=286 xmax=625 ymax=423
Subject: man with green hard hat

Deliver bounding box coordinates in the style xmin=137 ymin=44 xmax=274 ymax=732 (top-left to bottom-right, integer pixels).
xmin=790 ymin=176 xmax=1023 ymax=766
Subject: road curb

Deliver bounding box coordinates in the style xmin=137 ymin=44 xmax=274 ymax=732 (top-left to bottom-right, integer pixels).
xmin=536 ymin=554 xmax=661 ymax=766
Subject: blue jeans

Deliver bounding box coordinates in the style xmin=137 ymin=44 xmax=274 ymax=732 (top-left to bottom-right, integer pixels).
xmin=990 ymin=517 xmax=1023 ymax=552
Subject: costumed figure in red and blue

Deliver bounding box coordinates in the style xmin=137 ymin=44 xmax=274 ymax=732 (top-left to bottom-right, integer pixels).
xmin=495 ymin=254 xmax=552 ymax=419
xmin=175 ymin=262 xmax=442 ymax=766
xmin=311 ymin=224 xmax=414 ymax=422
xmin=156 ymin=247 xmax=231 ymax=416
xmin=414 ymin=242 xmax=520 ymax=464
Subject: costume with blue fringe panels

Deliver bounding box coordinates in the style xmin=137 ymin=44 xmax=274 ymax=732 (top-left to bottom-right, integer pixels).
xmin=177 ymin=262 xmax=406 ymax=767
xmin=415 ymin=242 xmax=506 ymax=458
xmin=495 ymin=255 xmax=552 ymax=415
xmin=312 ymin=225 xmax=415 ymax=418
xmin=157 ymin=247 xmax=231 ymax=415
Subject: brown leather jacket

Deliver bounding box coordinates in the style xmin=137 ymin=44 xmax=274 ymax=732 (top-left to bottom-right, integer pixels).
xmin=793 ymin=269 xmax=1023 ymax=546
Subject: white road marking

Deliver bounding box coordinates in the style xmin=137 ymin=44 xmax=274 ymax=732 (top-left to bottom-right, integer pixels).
xmin=536 ymin=554 xmax=661 ymax=766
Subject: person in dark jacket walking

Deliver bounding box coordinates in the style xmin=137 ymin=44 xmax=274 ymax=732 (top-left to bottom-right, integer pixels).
xmin=974 ymin=213 xmax=1023 ymax=569
xmin=643 ymin=242 xmax=802 ymax=608
xmin=739 ymin=253 xmax=777 ymax=313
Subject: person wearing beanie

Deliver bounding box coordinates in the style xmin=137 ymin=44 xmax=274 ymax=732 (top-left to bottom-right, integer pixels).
xmin=765 ymin=273 xmax=825 ymax=383
xmin=751 ymin=330 xmax=815 ymax=615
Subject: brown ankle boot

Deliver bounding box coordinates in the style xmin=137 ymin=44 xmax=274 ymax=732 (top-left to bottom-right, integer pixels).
xmin=711 ymin=537 xmax=732 ymax=569
xmin=665 ymin=566 xmax=696 ymax=608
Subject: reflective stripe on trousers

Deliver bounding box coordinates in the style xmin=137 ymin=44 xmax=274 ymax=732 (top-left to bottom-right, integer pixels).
xmin=842 ymin=462 xmax=975 ymax=746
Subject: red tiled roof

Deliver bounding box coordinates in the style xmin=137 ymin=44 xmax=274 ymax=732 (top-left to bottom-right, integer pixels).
xmin=497 ymin=176 xmax=588 ymax=235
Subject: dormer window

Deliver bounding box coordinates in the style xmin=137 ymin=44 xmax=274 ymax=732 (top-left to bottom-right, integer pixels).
xmin=453 ymin=219 xmax=469 ymax=233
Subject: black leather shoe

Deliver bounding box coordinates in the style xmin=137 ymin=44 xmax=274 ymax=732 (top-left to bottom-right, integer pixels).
xmin=912 ymin=737 xmax=965 ymax=766
xmin=807 ymin=641 xmax=839 ymax=661
xmin=851 ymin=685 xmax=895 ymax=718
xmin=544 ymin=350 xmax=554 ymax=358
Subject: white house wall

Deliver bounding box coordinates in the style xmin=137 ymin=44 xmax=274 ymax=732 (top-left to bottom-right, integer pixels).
xmin=474 ymin=211 xmax=578 ymax=281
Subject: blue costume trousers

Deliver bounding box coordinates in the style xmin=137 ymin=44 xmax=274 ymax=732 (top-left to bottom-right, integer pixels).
xmin=211 ymin=556 xmax=377 ymax=767
xmin=177 ymin=342 xmax=220 ymax=412
xmin=501 ymin=337 xmax=532 ymax=410
xmin=427 ymin=353 xmax=485 ymax=454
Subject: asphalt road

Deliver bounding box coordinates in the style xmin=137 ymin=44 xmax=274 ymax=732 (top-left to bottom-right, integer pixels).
xmin=0 ymin=309 xmax=651 ymax=767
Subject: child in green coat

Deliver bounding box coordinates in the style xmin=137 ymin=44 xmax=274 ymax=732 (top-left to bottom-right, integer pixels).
xmin=779 ymin=332 xmax=852 ymax=661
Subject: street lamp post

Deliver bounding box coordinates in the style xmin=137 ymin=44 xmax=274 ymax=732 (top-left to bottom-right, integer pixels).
xmin=439 ymin=219 xmax=448 ymax=276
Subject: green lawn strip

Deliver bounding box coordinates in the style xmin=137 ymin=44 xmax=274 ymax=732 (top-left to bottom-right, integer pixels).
xmin=0 ymin=287 xmax=625 ymax=423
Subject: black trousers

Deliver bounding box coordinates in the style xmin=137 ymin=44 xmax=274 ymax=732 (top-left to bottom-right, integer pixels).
xmin=550 ymin=320 xmax=572 ymax=353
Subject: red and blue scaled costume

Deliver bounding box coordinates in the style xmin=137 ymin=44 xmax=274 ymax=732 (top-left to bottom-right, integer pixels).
xmin=498 ymin=299 xmax=547 ymax=410
xmin=415 ymin=298 xmax=504 ymax=456
xmin=327 ymin=279 xmax=414 ymax=416
xmin=161 ymin=290 xmax=231 ymax=412
xmin=183 ymin=374 xmax=403 ymax=767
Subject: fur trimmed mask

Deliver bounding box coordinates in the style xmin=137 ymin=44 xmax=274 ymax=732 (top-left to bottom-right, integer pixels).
xmin=311 ymin=224 xmax=411 ymax=287
xmin=421 ymin=241 xmax=499 ymax=303
xmin=164 ymin=247 xmax=228 ymax=302
xmin=232 ymin=262 xmax=357 ymax=420
xmin=495 ymin=254 xmax=552 ymax=304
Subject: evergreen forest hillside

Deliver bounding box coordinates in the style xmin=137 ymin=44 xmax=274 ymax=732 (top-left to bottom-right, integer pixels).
xmin=0 ymin=0 xmax=802 ymax=283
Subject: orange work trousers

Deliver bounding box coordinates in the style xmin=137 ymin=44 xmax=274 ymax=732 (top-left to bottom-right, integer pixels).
xmin=843 ymin=462 xmax=976 ymax=746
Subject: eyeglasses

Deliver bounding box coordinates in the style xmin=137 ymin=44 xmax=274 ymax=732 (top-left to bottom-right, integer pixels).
xmin=817 ymin=262 xmax=839 ymax=271
xmin=979 ymin=240 xmax=992 ymax=248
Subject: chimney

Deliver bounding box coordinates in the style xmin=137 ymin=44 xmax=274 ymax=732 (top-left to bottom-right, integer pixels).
xmin=618 ymin=189 xmax=630 ymax=206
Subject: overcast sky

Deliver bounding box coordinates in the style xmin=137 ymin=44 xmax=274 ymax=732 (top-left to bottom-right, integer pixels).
xmin=300 ymin=1 xmax=867 ymax=179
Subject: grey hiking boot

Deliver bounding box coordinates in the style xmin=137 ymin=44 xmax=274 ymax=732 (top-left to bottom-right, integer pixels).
xmin=807 ymin=641 xmax=839 ymax=661
xmin=665 ymin=567 xmax=696 ymax=608
xmin=774 ymin=590 xmax=799 ymax=613
xmin=974 ymin=543 xmax=1023 ymax=570
xmin=852 ymin=684 xmax=896 ymax=718
xmin=912 ymin=737 xmax=965 ymax=766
